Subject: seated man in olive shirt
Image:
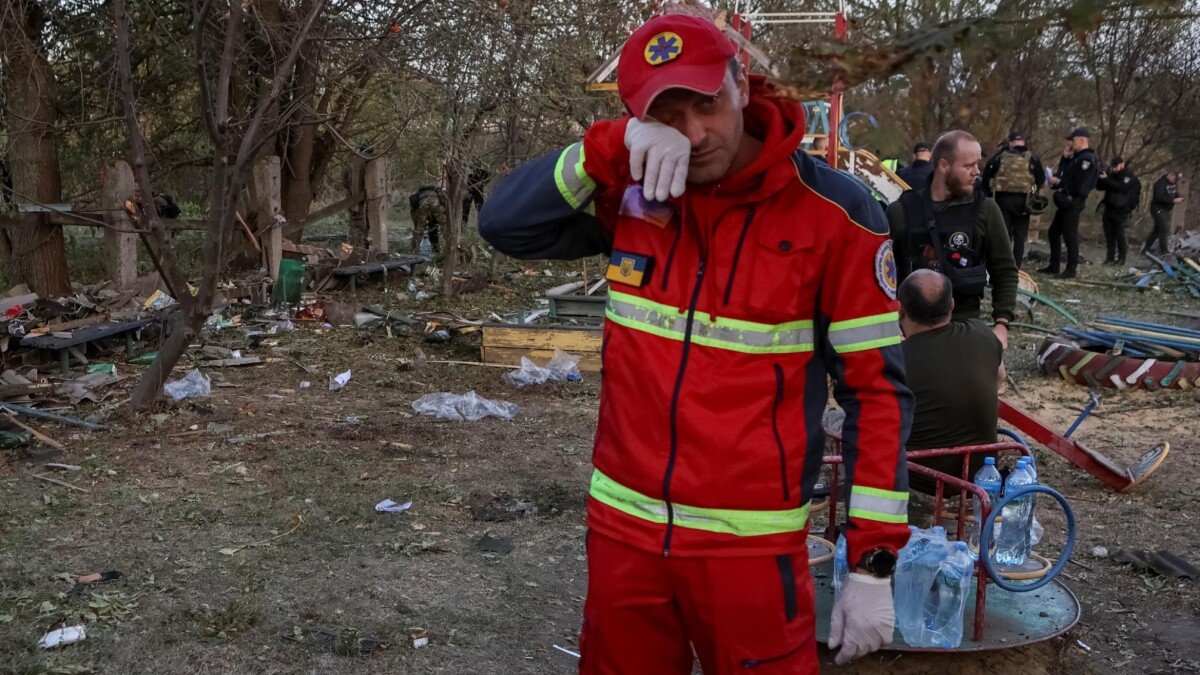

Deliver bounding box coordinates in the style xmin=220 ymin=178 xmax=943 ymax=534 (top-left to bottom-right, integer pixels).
xmin=898 ymin=269 xmax=1003 ymax=497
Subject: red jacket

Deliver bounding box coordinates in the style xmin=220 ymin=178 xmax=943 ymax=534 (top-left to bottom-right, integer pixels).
xmin=480 ymin=82 xmax=913 ymax=564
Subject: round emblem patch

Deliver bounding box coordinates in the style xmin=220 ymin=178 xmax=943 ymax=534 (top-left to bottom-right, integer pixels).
xmin=644 ymin=32 xmax=683 ymax=65
xmin=949 ymin=232 xmax=969 ymax=248
xmin=875 ymin=240 xmax=898 ymax=300
xmin=1081 ymin=160 xmax=1091 ymax=170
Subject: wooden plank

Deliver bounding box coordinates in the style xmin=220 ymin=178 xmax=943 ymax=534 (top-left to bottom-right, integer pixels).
xmin=101 ymin=160 xmax=139 ymax=289
xmin=254 ymin=156 xmax=283 ymax=283
xmin=481 ymin=324 xmax=603 ymax=351
xmin=281 ymin=240 xmax=331 ymax=257
xmin=482 ymin=345 xmax=602 ymax=373
xmin=198 ymin=357 xmax=263 ymax=367
xmin=27 ymin=314 xmax=106 ymax=337
xmin=20 ymin=318 xmax=153 ymax=349
xmin=365 ymin=157 xmax=388 ymax=256
xmin=298 ymin=193 xmax=364 ymax=230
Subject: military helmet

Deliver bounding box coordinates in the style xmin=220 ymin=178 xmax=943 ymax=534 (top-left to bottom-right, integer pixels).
xmin=1027 ymin=191 xmax=1050 ymax=215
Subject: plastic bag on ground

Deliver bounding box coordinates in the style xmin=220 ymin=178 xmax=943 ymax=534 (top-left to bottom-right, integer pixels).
xmin=503 ymin=349 xmax=582 ymax=388
xmin=412 ymin=390 xmax=518 ymax=421
xmin=163 ymin=369 xmax=211 ymax=401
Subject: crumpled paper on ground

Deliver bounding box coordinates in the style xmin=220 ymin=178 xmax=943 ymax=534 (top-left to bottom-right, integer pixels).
xmin=411 ymin=390 xmax=518 ymax=421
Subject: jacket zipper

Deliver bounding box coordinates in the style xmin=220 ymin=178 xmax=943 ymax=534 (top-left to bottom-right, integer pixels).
xmin=722 ymin=206 xmax=756 ymax=305
xmin=771 ymin=363 xmax=789 ymax=502
xmin=662 ymin=254 xmax=707 ymax=556
xmin=660 ymin=225 xmax=684 ymax=291
xmin=742 ymin=642 xmax=805 ymax=669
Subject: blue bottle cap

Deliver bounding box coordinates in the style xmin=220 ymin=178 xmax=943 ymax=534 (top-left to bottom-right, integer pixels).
xmin=955 ymin=541 xmax=968 ymax=551
xmin=932 ymin=526 xmax=946 ymax=535
xmin=984 ymin=457 xmax=996 ymax=465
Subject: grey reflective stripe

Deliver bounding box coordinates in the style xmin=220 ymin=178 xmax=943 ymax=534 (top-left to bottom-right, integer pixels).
xmin=554 ymin=142 xmax=597 ymax=209
xmin=605 ymin=291 xmax=814 ymax=354
xmin=828 ymin=313 xmax=902 ymax=353
xmin=847 ymin=487 xmax=908 ymax=524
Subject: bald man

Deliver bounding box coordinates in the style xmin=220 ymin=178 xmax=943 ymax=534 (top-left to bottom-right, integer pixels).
xmin=898 ymin=270 xmax=1002 ymax=497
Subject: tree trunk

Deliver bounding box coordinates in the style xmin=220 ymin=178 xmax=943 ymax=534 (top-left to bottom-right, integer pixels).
xmin=442 ymin=158 xmax=465 ymax=297
xmin=1 ymin=0 xmax=71 ymax=296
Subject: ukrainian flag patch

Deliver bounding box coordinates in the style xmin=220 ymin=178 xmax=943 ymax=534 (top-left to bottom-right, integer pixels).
xmin=606 ymin=251 xmax=653 ymax=287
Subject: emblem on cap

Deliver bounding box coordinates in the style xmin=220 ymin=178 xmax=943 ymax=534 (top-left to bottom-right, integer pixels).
xmin=644 ymin=32 xmax=683 ymax=65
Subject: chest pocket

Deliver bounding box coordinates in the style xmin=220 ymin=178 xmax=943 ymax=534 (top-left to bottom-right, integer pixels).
xmin=726 ymin=209 xmax=817 ymax=324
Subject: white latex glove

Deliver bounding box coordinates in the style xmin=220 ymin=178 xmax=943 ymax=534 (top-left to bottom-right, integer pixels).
xmin=828 ymin=572 xmax=894 ymax=665
xmin=625 ymin=118 xmax=690 ymax=202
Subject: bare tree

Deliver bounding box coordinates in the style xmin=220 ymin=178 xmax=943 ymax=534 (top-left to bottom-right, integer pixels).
xmin=114 ymin=0 xmax=324 ymax=409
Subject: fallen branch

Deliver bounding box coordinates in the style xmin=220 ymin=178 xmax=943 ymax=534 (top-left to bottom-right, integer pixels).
xmin=31 ymin=473 xmax=89 ymax=493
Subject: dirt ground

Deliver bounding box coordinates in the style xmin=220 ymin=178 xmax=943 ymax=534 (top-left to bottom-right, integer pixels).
xmin=2 ymin=235 xmax=1199 ymax=675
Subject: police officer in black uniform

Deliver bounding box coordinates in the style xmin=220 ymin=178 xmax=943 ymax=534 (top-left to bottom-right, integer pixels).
xmin=981 ymin=132 xmax=1046 ymax=267
xmin=1040 ymin=127 xmax=1100 ymax=278
xmin=1096 ymin=157 xmax=1141 ymax=265
xmin=897 ymin=142 xmax=933 ymax=188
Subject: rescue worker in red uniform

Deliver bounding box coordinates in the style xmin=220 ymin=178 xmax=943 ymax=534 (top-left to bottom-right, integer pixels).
xmin=479 ymin=14 xmax=913 ymax=674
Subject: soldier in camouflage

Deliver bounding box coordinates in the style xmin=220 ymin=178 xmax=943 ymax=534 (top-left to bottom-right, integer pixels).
xmin=981 ymin=133 xmax=1045 ymax=267
xmin=409 ymin=185 xmax=448 ymax=254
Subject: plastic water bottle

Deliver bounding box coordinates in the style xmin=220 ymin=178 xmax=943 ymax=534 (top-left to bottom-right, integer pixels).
xmin=922 ymin=541 xmax=973 ymax=648
xmin=970 ymin=458 xmax=1003 ymax=555
xmin=833 ymin=534 xmax=849 ymax=600
xmin=895 ymin=526 xmax=950 ymax=644
xmin=418 ymin=233 xmax=433 ymax=257
xmin=996 ymin=460 xmax=1035 ymax=565
xmin=1022 ymin=456 xmax=1045 ymax=547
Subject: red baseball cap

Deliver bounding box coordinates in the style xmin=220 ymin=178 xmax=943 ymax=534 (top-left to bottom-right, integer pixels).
xmin=617 ymin=14 xmax=738 ymax=120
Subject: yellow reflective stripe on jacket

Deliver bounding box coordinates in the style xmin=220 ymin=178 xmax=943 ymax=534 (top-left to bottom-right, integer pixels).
xmin=554 ymin=142 xmax=597 ymax=210
xmin=848 ymin=485 xmax=908 ymax=524
xmin=606 ymin=290 xmax=815 ymax=355
xmin=590 ymin=469 xmax=810 ymax=537
xmin=828 ymin=312 xmax=902 ymax=353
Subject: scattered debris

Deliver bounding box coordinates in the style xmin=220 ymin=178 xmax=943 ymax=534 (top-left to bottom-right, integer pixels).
xmin=1076 ymin=639 xmax=1092 ymax=652
xmin=503 ymin=349 xmax=582 ymax=388
xmin=74 ymin=570 xmax=123 ymax=587
xmin=375 ymin=499 xmax=413 ymax=513
xmin=1092 ymin=546 xmax=1109 ymax=558
xmin=411 ymin=391 xmax=518 ymax=421
xmin=329 ymin=369 xmax=352 ymax=391
xmin=38 ymin=625 xmax=87 ymax=649
xmin=553 ymin=644 xmax=581 ymax=658
xmin=31 ymin=474 xmax=89 ymax=493
xmin=44 ymin=462 xmax=81 ymax=472
xmin=1113 ymin=549 xmax=1198 ymax=579
xmin=477 ymin=533 xmax=515 ymax=555
xmin=410 ymin=629 xmax=430 ymax=650
xmin=164 ymin=369 xmax=212 ymax=401
xmin=467 ymin=493 xmax=539 ymax=522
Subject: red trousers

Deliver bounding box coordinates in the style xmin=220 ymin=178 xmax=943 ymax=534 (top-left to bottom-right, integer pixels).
xmin=580 ymin=531 xmax=818 ymax=674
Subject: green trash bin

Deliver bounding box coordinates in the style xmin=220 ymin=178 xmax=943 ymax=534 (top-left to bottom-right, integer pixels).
xmin=275 ymin=259 xmax=305 ymax=305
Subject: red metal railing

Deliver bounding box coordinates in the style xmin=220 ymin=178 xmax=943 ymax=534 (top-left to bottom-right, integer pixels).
xmin=821 ymin=433 xmax=1033 ymax=642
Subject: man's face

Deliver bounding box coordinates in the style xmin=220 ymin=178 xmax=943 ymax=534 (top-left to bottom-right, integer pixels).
xmin=1071 ymin=136 xmax=1088 ymax=152
xmin=937 ymin=140 xmax=981 ymax=199
xmin=1113 ymin=162 xmax=1125 ymax=172
xmin=645 ymin=66 xmax=750 ymax=185
xmin=1010 ymin=140 xmax=1025 ymax=151
xmin=1168 ymin=172 xmax=1178 ymax=184
xmin=915 ymin=150 xmax=932 ymax=161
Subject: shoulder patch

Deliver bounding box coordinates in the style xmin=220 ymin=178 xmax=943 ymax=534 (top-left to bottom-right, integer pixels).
xmin=875 ymin=240 xmax=898 ymax=300
xmin=1081 ymin=160 xmax=1091 ymax=171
